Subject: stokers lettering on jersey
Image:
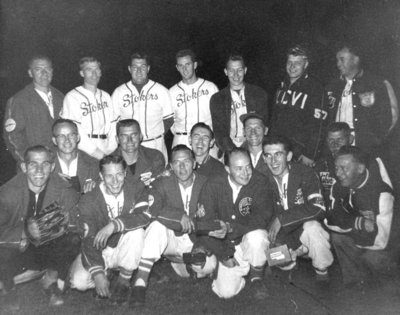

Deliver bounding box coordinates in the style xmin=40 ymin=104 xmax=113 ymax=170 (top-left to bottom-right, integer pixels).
xmin=175 ymin=88 xmax=210 ymax=107
xmin=276 ymin=89 xmax=308 ymax=110
xmin=81 ymin=101 xmax=109 ymax=116
xmin=122 ymin=93 xmax=159 ymax=107
xmin=239 ymin=197 xmax=252 ymax=216
xmin=231 ymin=98 xmax=246 ymax=111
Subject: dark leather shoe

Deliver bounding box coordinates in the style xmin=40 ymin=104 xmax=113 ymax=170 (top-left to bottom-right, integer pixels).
xmin=110 ymin=282 xmax=130 ymax=305
xmin=129 ymin=286 xmax=146 ymax=308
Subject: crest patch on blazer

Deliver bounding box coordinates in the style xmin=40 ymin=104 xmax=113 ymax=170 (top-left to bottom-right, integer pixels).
xmin=239 ymin=197 xmax=252 ymax=216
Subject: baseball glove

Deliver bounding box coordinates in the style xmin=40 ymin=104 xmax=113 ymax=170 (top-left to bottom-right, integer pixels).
xmin=25 ymin=201 xmax=69 ymax=247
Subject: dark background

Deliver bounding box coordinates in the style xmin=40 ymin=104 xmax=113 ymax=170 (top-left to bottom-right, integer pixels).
xmin=1 ymin=0 xmax=400 ymax=184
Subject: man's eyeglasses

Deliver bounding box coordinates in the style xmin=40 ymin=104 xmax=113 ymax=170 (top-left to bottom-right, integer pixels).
xmin=263 ymin=151 xmax=285 ymax=161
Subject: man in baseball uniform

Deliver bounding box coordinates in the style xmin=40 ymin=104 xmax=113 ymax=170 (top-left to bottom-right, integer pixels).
xmin=61 ymin=57 xmax=118 ymax=160
xmin=3 ymin=55 xmax=64 ymax=163
xmin=261 ymin=135 xmax=333 ymax=280
xmin=240 ymin=112 xmax=269 ymax=174
xmin=112 ymin=52 xmax=174 ymax=162
xmin=210 ymin=54 xmax=269 ymax=156
xmin=189 ymin=122 xmax=226 ymax=179
xmin=51 ymin=118 xmax=99 ymax=194
xmin=169 ymin=49 xmax=219 ymax=152
xmin=130 ymin=145 xmax=215 ymax=307
xmin=69 ymin=155 xmax=150 ymax=305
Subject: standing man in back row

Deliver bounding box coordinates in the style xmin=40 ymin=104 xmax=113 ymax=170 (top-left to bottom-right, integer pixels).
xmin=112 ymin=52 xmax=174 ymax=162
xmin=269 ymin=45 xmax=329 ymax=167
xmin=326 ymin=43 xmax=395 ymax=155
xmin=61 ymin=57 xmax=118 ymax=160
xmin=4 ymin=55 xmax=64 ymax=162
xmin=210 ymin=54 xmax=269 ymax=157
xmin=169 ymin=49 xmax=219 ymax=152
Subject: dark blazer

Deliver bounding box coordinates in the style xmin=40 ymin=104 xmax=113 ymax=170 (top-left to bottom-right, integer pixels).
xmin=113 ymin=145 xmax=165 ymax=182
xmin=3 ymin=83 xmax=64 ymax=161
xmin=210 ymin=83 xmax=269 ymax=154
xmin=54 ymin=150 xmax=100 ymax=192
xmin=149 ymin=172 xmax=207 ymax=240
xmin=0 ymin=172 xmax=79 ymax=248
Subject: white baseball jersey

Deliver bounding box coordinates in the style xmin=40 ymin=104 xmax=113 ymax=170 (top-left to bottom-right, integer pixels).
xmin=112 ymin=80 xmax=174 ymax=140
xmin=61 ymin=86 xmax=118 ymax=159
xmin=169 ymin=78 xmax=218 ymax=135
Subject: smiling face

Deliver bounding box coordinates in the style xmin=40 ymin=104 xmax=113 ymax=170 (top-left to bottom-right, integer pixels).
xmin=335 ymin=154 xmax=365 ymax=188
xmin=52 ymin=122 xmax=79 ymax=155
xmin=129 ymin=58 xmax=150 ymax=85
xmin=244 ymin=117 xmax=265 ymax=148
xmin=286 ymin=54 xmax=308 ymax=83
xmin=189 ymin=126 xmax=214 ymax=159
xmin=224 ymin=60 xmax=247 ymax=90
xmin=170 ymin=149 xmax=195 ymax=184
xmin=80 ymin=61 xmax=101 ymax=86
xmin=100 ymin=162 xmax=126 ymax=197
xmin=226 ymin=151 xmax=252 ymax=186
xmin=117 ymin=125 xmax=141 ymax=154
xmin=176 ymin=55 xmax=197 ymax=84
xmin=28 ymin=58 xmax=53 ymax=90
xmin=263 ymin=143 xmax=292 ymax=179
xmin=22 ymin=151 xmax=55 ymax=193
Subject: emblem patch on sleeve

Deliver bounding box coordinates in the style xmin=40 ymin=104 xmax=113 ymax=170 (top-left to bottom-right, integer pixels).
xmin=4 ymin=118 xmax=16 ymax=132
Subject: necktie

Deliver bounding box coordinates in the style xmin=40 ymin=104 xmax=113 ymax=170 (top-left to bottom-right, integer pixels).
xmin=47 ymin=93 xmax=54 ymax=118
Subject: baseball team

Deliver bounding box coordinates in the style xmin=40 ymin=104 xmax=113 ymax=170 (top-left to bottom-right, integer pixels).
xmin=0 ymin=45 xmax=396 ymax=310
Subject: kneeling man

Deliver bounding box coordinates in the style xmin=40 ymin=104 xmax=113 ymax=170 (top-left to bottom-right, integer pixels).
xmin=261 ymin=135 xmax=333 ymax=280
xmin=326 ymin=146 xmax=394 ymax=287
xmin=70 ymin=155 xmax=150 ymax=305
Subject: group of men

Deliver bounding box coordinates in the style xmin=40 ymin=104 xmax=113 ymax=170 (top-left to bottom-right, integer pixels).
xmin=0 ymin=43 xmax=397 ymax=311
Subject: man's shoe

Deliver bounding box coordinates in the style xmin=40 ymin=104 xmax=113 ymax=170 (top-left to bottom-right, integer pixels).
xmin=110 ymin=282 xmax=130 ymax=305
xmin=252 ymin=281 xmax=269 ymax=300
xmin=315 ymin=272 xmax=329 ymax=282
xmin=14 ymin=269 xmax=47 ymax=285
xmin=248 ymin=265 xmax=265 ymax=283
xmin=129 ymin=286 xmax=146 ymax=308
xmin=44 ymin=283 xmax=64 ymax=307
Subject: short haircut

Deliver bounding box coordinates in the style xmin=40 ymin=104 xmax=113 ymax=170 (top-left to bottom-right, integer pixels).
xmin=336 ymin=145 xmax=369 ymax=167
xmin=224 ymin=147 xmax=250 ymax=166
xmin=24 ymin=145 xmax=55 ymax=163
xmin=116 ymin=119 xmax=141 ymax=136
xmin=336 ymin=42 xmax=362 ymax=59
xmin=190 ymin=122 xmax=214 ymax=139
xmin=79 ymin=57 xmax=101 ymax=70
xmin=225 ymin=53 xmax=246 ymax=68
xmin=176 ymin=49 xmax=197 ymax=63
xmin=99 ymin=154 xmax=127 ymax=173
xmin=129 ymin=52 xmax=150 ymax=65
xmin=327 ymin=122 xmax=351 ymax=136
xmin=287 ymin=44 xmax=309 ymax=59
xmin=171 ymin=144 xmax=195 ymax=160
xmin=28 ymin=55 xmax=52 ymax=69
xmin=262 ymin=135 xmax=292 ymax=153
xmin=52 ymin=118 xmax=78 ymax=135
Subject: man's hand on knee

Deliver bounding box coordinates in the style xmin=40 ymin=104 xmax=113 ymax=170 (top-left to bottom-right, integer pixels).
xmin=93 ymin=273 xmax=110 ymax=298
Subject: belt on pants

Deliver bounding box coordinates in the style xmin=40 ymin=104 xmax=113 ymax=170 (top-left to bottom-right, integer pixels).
xmin=88 ymin=134 xmax=107 ymax=139
xmin=142 ymin=134 xmax=163 ymax=142
xmin=175 ymin=132 xmax=188 ymax=135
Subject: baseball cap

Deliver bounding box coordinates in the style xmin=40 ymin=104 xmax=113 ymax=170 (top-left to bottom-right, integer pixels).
xmin=240 ymin=112 xmax=265 ymax=125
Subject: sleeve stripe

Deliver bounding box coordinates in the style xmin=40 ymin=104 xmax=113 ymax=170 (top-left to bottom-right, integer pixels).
xmin=163 ymin=113 xmax=174 ymax=119
xmin=157 ymin=215 xmax=181 ymax=223
xmin=134 ymin=201 xmax=149 ymax=210
xmin=307 ymin=193 xmax=323 ymax=201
